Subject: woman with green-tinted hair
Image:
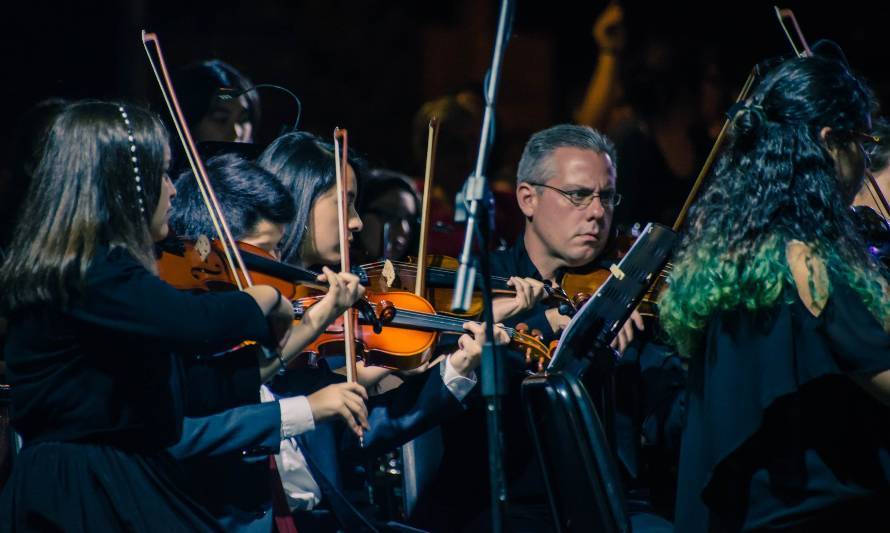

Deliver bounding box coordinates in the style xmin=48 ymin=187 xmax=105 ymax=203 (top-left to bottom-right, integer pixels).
xmin=660 ymin=56 xmax=890 ymax=531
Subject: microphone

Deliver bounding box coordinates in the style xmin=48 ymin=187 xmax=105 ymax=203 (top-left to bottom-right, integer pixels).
xmin=217 ymin=84 xmax=303 ymax=133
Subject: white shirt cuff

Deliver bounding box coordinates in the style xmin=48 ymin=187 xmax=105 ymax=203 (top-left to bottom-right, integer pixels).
xmin=442 ymin=356 xmax=478 ymax=402
xmin=278 ymin=395 xmax=315 ymax=440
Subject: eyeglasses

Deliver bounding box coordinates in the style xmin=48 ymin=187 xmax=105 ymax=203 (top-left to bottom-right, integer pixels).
xmin=527 ymin=182 xmax=622 ymax=209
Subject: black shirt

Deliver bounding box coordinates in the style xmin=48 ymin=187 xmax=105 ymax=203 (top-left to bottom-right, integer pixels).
xmin=421 ymin=235 xmax=686 ymax=529
xmin=676 ymin=281 xmax=890 ymax=531
xmin=4 ymin=246 xmax=273 ymax=452
xmin=492 ymin=234 xmax=685 ymax=496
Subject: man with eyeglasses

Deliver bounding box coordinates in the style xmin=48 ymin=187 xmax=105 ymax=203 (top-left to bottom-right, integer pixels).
xmin=417 ymin=125 xmax=681 ymax=532
xmin=497 ymin=123 xmax=640 ymax=350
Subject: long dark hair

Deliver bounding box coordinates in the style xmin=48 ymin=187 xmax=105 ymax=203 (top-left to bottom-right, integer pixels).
xmin=0 ymin=101 xmax=169 ymax=311
xmin=659 ymin=56 xmax=889 ymax=355
xmin=257 ymin=131 xmax=365 ymax=265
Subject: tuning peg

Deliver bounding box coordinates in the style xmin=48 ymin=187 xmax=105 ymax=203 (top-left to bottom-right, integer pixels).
xmin=572 ymin=293 xmax=590 ymax=308
xmin=376 ymin=300 xmax=396 ymax=324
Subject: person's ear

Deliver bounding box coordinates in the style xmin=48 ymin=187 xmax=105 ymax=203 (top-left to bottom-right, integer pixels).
xmin=820 ymin=126 xmax=840 ymax=158
xmin=516 ymin=182 xmax=538 ymax=219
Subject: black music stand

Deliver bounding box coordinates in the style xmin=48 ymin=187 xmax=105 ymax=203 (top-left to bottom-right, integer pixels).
xmin=522 ymin=371 xmax=629 ymax=533
xmin=523 ymin=223 xmax=677 ymax=532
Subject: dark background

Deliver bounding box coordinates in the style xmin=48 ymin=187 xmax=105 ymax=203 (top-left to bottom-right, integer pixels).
xmin=1 ymin=0 xmax=886 ymax=177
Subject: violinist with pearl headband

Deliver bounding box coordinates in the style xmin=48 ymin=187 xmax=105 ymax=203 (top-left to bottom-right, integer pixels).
xmin=0 ymin=101 xmax=295 ymax=531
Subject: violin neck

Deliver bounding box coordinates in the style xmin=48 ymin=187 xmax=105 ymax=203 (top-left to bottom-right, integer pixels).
xmin=240 ymin=248 xmax=320 ymax=285
xmin=423 ymin=266 xmax=511 ymax=292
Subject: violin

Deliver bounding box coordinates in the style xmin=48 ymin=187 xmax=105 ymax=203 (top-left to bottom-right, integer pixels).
xmin=156 ymin=235 xmax=385 ymax=328
xmin=360 ymin=118 xmax=577 ymax=320
xmin=292 ymin=290 xmax=553 ymax=372
xmin=157 ymin=237 xmax=316 ymax=298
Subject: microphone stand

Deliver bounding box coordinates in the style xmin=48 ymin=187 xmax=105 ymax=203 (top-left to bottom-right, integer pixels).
xmin=451 ymin=1 xmax=513 ymax=531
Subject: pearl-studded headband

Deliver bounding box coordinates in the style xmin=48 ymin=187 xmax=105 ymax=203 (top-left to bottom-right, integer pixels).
xmin=117 ymin=105 xmax=146 ymax=215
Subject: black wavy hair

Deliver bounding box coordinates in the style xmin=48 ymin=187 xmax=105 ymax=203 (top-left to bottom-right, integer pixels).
xmin=659 ymin=56 xmax=889 ymax=355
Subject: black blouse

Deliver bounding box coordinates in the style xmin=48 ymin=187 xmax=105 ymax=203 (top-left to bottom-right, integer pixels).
xmin=675 ymin=281 xmax=890 ymax=531
xmin=3 ymin=246 xmax=273 ymax=452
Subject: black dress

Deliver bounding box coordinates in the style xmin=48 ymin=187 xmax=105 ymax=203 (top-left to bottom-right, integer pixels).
xmin=675 ymin=281 xmax=890 ymax=532
xmin=0 ymin=246 xmax=274 ymax=532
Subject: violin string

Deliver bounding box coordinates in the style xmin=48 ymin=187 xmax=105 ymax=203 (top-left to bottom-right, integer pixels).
xmin=383 ymin=308 xmax=533 ymax=346
xmin=293 ymin=296 xmax=539 ymax=348
xmin=363 ymin=260 xmax=513 ymax=285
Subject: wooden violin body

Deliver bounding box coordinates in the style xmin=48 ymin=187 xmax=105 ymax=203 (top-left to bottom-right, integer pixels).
xmin=157 ymin=236 xmax=319 ymax=300
xmin=557 ymin=228 xmax=670 ymax=321
xmin=293 ymin=290 xmax=554 ymax=372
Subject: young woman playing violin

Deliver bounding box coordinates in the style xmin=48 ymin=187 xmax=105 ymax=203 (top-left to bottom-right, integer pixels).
xmin=660 ymin=56 xmax=890 ymax=531
xmin=256 ymin=130 xmax=540 ymax=372
xmin=167 ymin=151 xmax=390 ymax=531
xmin=170 ymin=135 xmax=508 ymax=530
xmin=0 ymin=101 xmax=295 ymax=531
xmin=169 ymin=152 xmax=374 ymax=397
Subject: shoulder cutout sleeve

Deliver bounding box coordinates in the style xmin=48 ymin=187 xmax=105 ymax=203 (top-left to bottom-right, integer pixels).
xmin=786 ymin=240 xmax=829 ymax=317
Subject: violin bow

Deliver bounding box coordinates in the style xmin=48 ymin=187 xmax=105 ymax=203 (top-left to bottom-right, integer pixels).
xmin=142 ymin=30 xmax=301 ymax=533
xmin=414 ymin=117 xmax=440 ymax=297
xmin=774 ymin=6 xmax=812 ymax=57
xmin=333 ymin=128 xmax=360 ymax=390
xmin=671 ymin=64 xmax=759 ymax=231
xmin=141 ymin=31 xmax=254 ymax=289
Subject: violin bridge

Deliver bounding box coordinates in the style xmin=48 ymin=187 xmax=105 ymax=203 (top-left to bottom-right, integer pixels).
xmin=195 ymin=234 xmax=211 ymax=262
xmin=382 ymin=259 xmax=396 ymax=288
xmin=609 ymin=264 xmax=626 ymax=280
